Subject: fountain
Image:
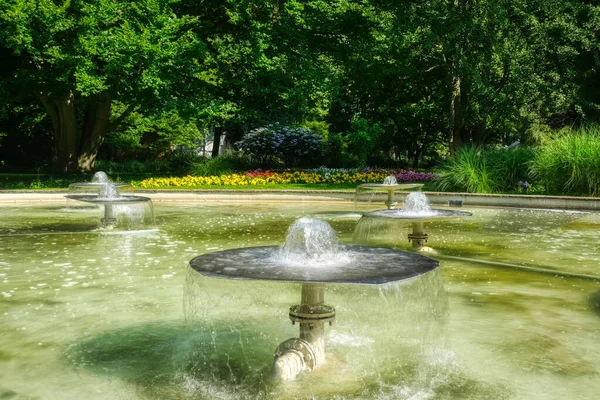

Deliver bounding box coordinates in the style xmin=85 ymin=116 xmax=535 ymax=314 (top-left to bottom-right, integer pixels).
xmin=189 ymin=217 xmax=439 ymax=381
xmin=355 ymin=175 xmax=424 ymax=209
xmin=67 ymin=171 xmax=133 ymax=195
xmin=358 ymin=192 xmax=472 ymax=250
xmin=65 ymin=172 xmax=153 ymax=228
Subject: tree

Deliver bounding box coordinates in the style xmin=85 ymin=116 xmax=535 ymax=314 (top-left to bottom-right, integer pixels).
xmin=178 ymin=1 xmax=339 ymax=141
xmin=0 ymin=0 xmax=206 ymax=172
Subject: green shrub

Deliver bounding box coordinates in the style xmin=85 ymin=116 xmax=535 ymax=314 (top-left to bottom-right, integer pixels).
xmin=236 ymin=124 xmax=324 ymax=168
xmin=433 ymin=146 xmax=533 ymax=193
xmin=192 ymin=156 xmax=233 ymax=177
xmin=486 ymin=146 xmax=534 ymax=191
xmin=219 ymin=149 xmax=253 ymax=171
xmin=94 ymin=160 xmax=171 ymax=175
xmin=346 ymin=118 xmax=383 ymax=168
xmin=167 ymin=150 xmax=204 ymax=175
xmin=530 ymin=126 xmax=600 ymax=196
xmin=433 ymin=147 xmax=497 ymax=193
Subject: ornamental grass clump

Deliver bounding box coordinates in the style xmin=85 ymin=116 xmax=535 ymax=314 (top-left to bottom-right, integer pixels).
xmin=530 ymin=126 xmax=600 ymax=196
xmin=433 ymin=147 xmax=498 ymax=193
xmin=434 ymin=146 xmax=533 ymax=193
xmin=236 ymin=124 xmax=324 ymax=168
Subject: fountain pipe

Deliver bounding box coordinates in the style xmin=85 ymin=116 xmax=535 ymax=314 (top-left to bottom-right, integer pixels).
xmin=272 ymin=283 xmax=335 ymax=381
xmin=385 ymin=190 xmax=397 ymax=209
xmin=408 ymin=221 xmax=428 ymax=250
xmin=101 ymin=204 xmax=117 ymax=227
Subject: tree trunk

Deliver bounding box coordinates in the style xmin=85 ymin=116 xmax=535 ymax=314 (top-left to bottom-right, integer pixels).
xmin=40 ymin=92 xmax=78 ymax=173
xmin=78 ymin=94 xmax=112 ymax=171
xmin=212 ymin=126 xmax=223 ymax=158
xmin=40 ymin=92 xmax=134 ymax=173
xmin=472 ymin=120 xmax=487 ymax=147
xmin=450 ymin=72 xmax=463 ymax=152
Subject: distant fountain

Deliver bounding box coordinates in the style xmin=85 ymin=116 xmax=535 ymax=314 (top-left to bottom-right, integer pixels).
xmin=65 ymin=172 xmax=153 ymax=229
xmin=383 ymin=175 xmax=397 ymax=185
xmin=357 ymin=192 xmax=472 ymax=250
xmin=355 ymin=175 xmax=424 ymax=209
xmin=189 ymin=217 xmax=439 ymax=381
xmin=68 ymin=171 xmax=133 ymax=195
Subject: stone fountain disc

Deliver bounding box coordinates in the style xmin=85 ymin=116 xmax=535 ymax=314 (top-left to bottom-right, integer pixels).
xmin=363 ymin=208 xmax=472 ymax=221
xmin=189 ymin=245 xmax=439 ymax=284
xmin=64 ymin=194 xmax=152 ymax=205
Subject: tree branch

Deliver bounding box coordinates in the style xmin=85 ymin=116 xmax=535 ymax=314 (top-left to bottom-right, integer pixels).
xmin=107 ymin=103 xmax=137 ymax=132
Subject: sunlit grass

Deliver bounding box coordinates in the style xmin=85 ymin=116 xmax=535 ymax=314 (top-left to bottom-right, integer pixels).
xmin=530 ymin=126 xmax=600 ymax=196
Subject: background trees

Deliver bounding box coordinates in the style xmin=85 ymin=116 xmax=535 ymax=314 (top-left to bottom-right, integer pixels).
xmin=1 ymin=0 xmax=206 ymax=172
xmin=1 ymin=0 xmax=599 ymax=173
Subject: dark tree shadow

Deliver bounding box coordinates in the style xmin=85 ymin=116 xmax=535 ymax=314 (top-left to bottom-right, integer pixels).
xmin=589 ymin=291 xmax=600 ymax=317
xmin=64 ymin=321 xmax=277 ymax=399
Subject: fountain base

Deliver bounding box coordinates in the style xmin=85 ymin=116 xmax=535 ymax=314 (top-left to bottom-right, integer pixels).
xmin=408 ymin=221 xmax=429 ymax=250
xmin=100 ymin=217 xmax=117 ymax=228
xmin=272 ymin=283 xmax=335 ymax=381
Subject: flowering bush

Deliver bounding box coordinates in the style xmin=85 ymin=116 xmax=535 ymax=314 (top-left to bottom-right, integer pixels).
xmin=135 ymin=168 xmax=435 ymax=188
xmin=235 ymin=124 xmax=324 ymax=167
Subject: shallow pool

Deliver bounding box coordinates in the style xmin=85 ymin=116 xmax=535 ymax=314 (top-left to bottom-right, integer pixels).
xmin=0 ymin=201 xmax=598 ymax=399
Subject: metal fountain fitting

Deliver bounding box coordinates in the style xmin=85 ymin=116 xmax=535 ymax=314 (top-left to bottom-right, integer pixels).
xmin=101 ymin=204 xmax=117 ymax=227
xmin=289 ymin=304 xmax=336 ymax=327
xmin=408 ymin=221 xmax=429 ymax=250
xmin=272 ymin=283 xmax=334 ymax=381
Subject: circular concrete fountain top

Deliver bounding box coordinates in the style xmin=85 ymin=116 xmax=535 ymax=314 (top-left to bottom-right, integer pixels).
xmin=65 ymin=194 xmax=151 ymax=205
xmin=363 ymin=208 xmax=472 ymax=222
xmin=190 ymin=245 xmax=439 ymax=284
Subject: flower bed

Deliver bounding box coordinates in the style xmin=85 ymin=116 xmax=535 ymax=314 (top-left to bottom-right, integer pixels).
xmin=135 ymin=169 xmax=435 ymax=188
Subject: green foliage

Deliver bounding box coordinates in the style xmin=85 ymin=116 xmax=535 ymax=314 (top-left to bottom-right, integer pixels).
xmin=167 ymin=149 xmax=203 ymax=175
xmin=218 ymin=149 xmax=253 ymax=171
xmin=530 ymin=126 xmax=600 ymax=196
xmin=192 ymin=156 xmax=233 ymax=177
xmin=322 ymin=131 xmax=350 ymax=168
xmin=485 ymin=147 xmax=535 ymax=192
xmin=1 ymin=0 xmax=600 ymax=173
xmin=433 ymin=146 xmax=534 ymax=194
xmin=0 ymin=100 xmax=53 ymax=172
xmin=0 ymin=0 xmax=208 ymax=171
xmin=346 ymin=118 xmax=383 ymax=168
xmin=104 ymin=108 xmax=205 ymax=161
xmin=434 ymin=147 xmax=497 ymax=193
xmin=94 ymin=160 xmax=170 ymax=175
xmin=301 ymin=120 xmax=330 ymax=138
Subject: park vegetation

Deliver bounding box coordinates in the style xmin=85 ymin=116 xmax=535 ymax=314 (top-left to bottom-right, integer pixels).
xmin=1 ymin=1 xmax=599 ymax=195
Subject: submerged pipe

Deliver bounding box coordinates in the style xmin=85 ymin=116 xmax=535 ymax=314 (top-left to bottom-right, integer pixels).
xmin=101 ymin=204 xmax=117 ymax=227
xmin=408 ymin=221 xmax=428 ymax=250
xmin=272 ymin=283 xmax=334 ymax=381
xmin=385 ymin=189 xmax=397 ymax=209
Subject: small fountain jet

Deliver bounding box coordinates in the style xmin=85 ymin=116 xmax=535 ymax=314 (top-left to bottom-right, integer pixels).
xmin=360 ymin=192 xmax=472 ymax=250
xmin=65 ymin=171 xmax=153 ymax=228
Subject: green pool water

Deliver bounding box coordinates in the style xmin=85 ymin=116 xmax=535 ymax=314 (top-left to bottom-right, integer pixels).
xmin=0 ymin=201 xmax=598 ymax=399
